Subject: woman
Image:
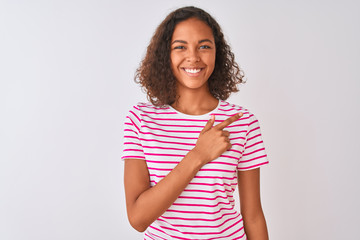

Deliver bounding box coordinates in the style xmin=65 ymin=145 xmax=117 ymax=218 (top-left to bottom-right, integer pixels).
xmin=122 ymin=6 xmax=269 ymax=240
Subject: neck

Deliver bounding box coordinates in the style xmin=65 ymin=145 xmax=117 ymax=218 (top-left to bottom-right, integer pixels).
xmin=171 ymin=87 xmax=219 ymax=115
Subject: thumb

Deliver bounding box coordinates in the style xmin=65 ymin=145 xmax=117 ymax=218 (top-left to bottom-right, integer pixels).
xmin=201 ymin=114 xmax=215 ymax=134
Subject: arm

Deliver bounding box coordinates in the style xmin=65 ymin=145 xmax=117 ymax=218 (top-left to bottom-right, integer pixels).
xmin=124 ymin=150 xmax=203 ymax=232
xmin=124 ymin=113 xmax=242 ymax=232
xmin=238 ymin=168 xmax=268 ymax=240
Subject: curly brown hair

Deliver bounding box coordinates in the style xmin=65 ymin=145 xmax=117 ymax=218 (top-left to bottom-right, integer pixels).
xmin=135 ymin=6 xmax=244 ymax=107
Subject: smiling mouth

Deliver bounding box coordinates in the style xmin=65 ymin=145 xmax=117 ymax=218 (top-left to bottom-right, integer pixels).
xmin=183 ymin=68 xmax=203 ymax=74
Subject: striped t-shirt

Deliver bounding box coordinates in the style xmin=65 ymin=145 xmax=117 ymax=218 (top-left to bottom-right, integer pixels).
xmin=122 ymin=100 xmax=269 ymax=240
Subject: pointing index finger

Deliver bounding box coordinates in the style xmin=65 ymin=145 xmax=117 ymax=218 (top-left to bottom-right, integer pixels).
xmin=214 ymin=113 xmax=243 ymax=130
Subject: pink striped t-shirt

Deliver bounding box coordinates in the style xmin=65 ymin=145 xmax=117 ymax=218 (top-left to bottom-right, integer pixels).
xmin=122 ymin=100 xmax=269 ymax=240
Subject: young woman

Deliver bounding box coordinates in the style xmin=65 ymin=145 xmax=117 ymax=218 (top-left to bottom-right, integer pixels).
xmin=122 ymin=6 xmax=269 ymax=240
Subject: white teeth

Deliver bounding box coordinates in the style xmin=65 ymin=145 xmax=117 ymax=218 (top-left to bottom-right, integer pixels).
xmin=184 ymin=68 xmax=201 ymax=73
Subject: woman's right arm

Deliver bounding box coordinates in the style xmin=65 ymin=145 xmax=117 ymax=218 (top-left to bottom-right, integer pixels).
xmin=124 ymin=113 xmax=242 ymax=232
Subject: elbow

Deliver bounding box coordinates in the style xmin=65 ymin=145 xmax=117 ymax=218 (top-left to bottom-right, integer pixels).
xmin=131 ymin=223 xmax=148 ymax=233
xmin=128 ymin=215 xmax=149 ymax=232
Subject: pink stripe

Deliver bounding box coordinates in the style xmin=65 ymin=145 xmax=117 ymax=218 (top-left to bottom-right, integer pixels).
xmin=136 ymin=104 xmax=170 ymax=110
xmin=123 ymin=142 xmax=141 ymax=146
xmin=209 ymin=226 xmax=245 ymax=240
xmin=220 ymin=154 xmax=239 ymax=160
xmin=178 ymin=195 xmax=233 ymax=201
xmin=242 ymin=148 xmax=265 ymax=156
xmin=199 ymin=168 xmax=236 ymax=173
xmin=148 ymin=226 xmax=189 ymax=240
xmin=183 ymin=188 xmax=232 ymax=194
xmin=148 ymin=167 xmax=235 ymax=173
xmin=225 ymin=123 xmax=248 ymax=128
xmin=208 ymin=161 xmax=237 ymax=166
xmin=217 ymin=107 xmax=242 ymax=112
xmin=124 ymin=129 xmax=137 ymax=134
xmin=129 ymin=110 xmax=141 ymax=123
xmin=247 ymin=126 xmax=260 ymax=136
xmin=126 ymin=116 xmax=140 ymax=132
xmin=142 ymin=115 xmax=249 ymax=125
xmin=142 ymin=125 xmax=201 ymax=133
xmin=239 ymin=154 xmax=267 ymax=163
xmin=159 ymin=217 xmax=243 ymax=235
xmin=141 ymin=115 xmax=210 ymax=122
xmin=166 ymin=206 xmax=234 ymax=215
xmin=248 ymin=118 xmax=258 ymax=126
xmin=123 ymin=149 xmax=143 ymax=152
xmin=152 ymin=179 xmax=236 ymax=188
xmin=145 ymin=159 xmax=238 ymax=167
xmin=141 ymin=131 xmax=198 ymax=140
xmin=195 ymin=175 xmax=236 ymax=180
xmin=144 ymin=232 xmax=159 ymax=240
xmin=140 ymin=138 xmax=195 ymax=146
xmin=145 ymin=153 xmax=185 ymax=158
xmin=143 ymin=145 xmax=190 ymax=151
xmin=150 ymin=174 xmax=236 ymax=180
xmin=140 ymin=110 xmax=177 ymax=115
xmin=123 ymin=135 xmax=138 ymax=140
xmin=161 ymin=211 xmax=238 ymax=222
xmin=229 ymin=136 xmax=246 ymax=141
xmin=146 ymin=160 xmax=180 ymax=164
xmin=244 ymin=140 xmax=263 ymax=150
xmin=146 ymin=231 xmax=171 ymax=240
xmin=238 ymin=161 xmax=269 ymax=170
xmin=247 ymin=133 xmax=261 ymax=141
xmin=228 ymin=149 xmax=242 ymax=154
xmin=213 ymin=113 xmax=241 ymax=117
xmin=142 ymin=113 xmax=248 ymax=124
xmin=142 ymin=119 xmax=248 ymax=134
xmin=172 ymin=200 xmax=232 ymax=208
xmin=188 ymin=182 xmax=237 ymax=187
xmin=121 ymin=155 xmax=145 ymax=159
xmin=229 ymin=130 xmax=247 ymax=134
xmin=142 ymin=119 xmax=204 ymax=128
xmin=232 ymin=232 xmax=246 ymax=240
xmin=158 ymin=214 xmax=240 ymax=228
xmin=231 ymin=143 xmax=245 ymax=147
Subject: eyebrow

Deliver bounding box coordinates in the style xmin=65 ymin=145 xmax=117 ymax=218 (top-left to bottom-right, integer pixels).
xmin=171 ymin=39 xmax=214 ymax=45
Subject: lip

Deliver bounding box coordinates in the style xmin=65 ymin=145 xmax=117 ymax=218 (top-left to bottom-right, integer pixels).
xmin=181 ymin=67 xmax=204 ymax=77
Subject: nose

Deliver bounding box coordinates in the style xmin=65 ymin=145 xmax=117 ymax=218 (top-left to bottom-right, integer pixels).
xmin=186 ymin=48 xmax=200 ymax=62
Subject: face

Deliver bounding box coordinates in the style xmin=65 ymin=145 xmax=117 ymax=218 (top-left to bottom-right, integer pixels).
xmin=170 ymin=18 xmax=216 ymax=93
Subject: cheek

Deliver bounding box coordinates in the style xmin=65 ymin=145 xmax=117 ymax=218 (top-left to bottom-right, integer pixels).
xmin=208 ymin=55 xmax=216 ymax=70
xmin=170 ymin=53 xmax=181 ymax=65
xmin=170 ymin=55 xmax=176 ymax=71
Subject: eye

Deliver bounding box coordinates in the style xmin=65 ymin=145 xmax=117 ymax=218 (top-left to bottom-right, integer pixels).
xmin=199 ymin=45 xmax=211 ymax=49
xmin=173 ymin=46 xmax=185 ymax=50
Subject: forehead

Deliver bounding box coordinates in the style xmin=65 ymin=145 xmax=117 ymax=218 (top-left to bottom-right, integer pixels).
xmin=171 ymin=18 xmax=214 ymax=41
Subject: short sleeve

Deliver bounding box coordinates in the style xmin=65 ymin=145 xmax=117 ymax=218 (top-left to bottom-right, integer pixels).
xmin=237 ymin=113 xmax=269 ymax=171
xmin=121 ymin=105 xmax=145 ymax=160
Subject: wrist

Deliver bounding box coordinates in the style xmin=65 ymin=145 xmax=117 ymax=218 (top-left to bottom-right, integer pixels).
xmin=187 ymin=147 xmax=208 ymax=169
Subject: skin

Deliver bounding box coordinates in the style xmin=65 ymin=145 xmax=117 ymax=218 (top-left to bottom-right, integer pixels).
xmin=124 ymin=18 xmax=268 ymax=239
xmin=170 ymin=18 xmax=218 ymax=115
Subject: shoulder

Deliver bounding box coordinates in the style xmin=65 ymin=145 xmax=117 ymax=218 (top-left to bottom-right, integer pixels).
xmin=219 ymin=100 xmax=262 ymax=128
xmin=219 ymin=100 xmax=253 ymax=117
xmin=126 ymin=102 xmax=172 ymax=118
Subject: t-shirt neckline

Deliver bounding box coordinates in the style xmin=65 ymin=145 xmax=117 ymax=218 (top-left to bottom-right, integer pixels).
xmin=168 ymin=99 xmax=222 ymax=118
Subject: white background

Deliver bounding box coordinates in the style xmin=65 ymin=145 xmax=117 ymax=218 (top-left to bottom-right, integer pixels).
xmin=1 ymin=0 xmax=359 ymax=239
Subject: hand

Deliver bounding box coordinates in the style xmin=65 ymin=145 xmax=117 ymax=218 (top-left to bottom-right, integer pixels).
xmin=192 ymin=113 xmax=243 ymax=165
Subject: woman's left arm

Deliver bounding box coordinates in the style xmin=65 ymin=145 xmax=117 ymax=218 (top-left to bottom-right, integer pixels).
xmin=238 ymin=168 xmax=269 ymax=240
